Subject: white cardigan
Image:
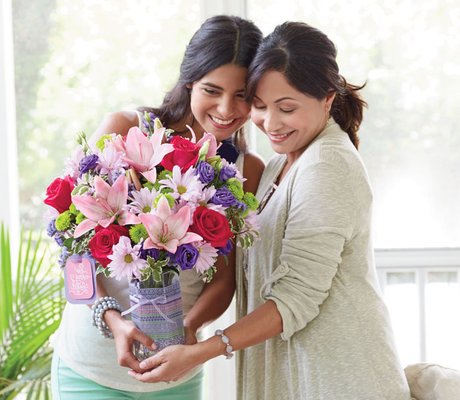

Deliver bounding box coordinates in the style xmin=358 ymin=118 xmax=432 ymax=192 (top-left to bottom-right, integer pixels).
xmin=236 ymin=119 xmax=411 ymax=400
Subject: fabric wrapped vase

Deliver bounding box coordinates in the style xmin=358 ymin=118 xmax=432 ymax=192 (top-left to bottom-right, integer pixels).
xmin=128 ymin=271 xmax=185 ymax=361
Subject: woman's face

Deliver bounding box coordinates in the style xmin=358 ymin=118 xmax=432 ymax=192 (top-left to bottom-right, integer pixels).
xmin=190 ymin=63 xmax=250 ymax=142
xmin=251 ymin=70 xmax=335 ymax=163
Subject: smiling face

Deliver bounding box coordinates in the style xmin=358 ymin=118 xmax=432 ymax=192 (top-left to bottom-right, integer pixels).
xmin=190 ymin=63 xmax=250 ymax=142
xmin=251 ymin=70 xmax=335 ymax=164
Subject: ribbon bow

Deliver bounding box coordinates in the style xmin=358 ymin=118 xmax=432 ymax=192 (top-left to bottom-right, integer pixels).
xmin=121 ymin=294 xmax=176 ymax=325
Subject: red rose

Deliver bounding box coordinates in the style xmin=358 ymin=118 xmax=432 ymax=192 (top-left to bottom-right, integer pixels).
xmin=191 ymin=206 xmax=233 ymax=248
xmin=44 ymin=175 xmax=75 ymax=213
xmin=88 ymin=225 xmax=129 ymax=267
xmin=161 ymin=136 xmax=199 ymax=171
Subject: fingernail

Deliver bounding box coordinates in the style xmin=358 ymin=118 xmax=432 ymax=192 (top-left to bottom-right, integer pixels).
xmin=139 ymin=361 xmax=146 ymax=369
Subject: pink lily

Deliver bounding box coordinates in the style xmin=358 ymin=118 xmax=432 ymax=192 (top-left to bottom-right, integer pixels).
xmin=196 ymin=132 xmax=218 ymax=158
xmin=139 ymin=196 xmax=202 ymax=254
xmin=186 ymin=124 xmax=218 ymax=158
xmin=72 ymin=175 xmax=139 ymax=238
xmin=114 ymin=126 xmax=174 ymax=182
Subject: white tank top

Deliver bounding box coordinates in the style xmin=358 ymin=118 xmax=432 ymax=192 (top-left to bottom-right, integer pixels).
xmin=53 ymin=113 xmax=245 ymax=391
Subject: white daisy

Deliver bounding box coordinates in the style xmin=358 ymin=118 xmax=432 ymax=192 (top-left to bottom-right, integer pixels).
xmin=129 ymin=187 xmax=158 ymax=214
xmin=193 ymin=242 xmax=218 ymax=273
xmin=160 ymin=165 xmax=204 ymax=203
xmin=97 ymin=142 xmax=128 ymax=176
xmin=107 ymin=236 xmax=147 ymax=280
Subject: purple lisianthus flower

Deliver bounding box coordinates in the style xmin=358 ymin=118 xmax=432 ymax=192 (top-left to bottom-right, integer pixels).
xmin=219 ymin=165 xmax=236 ymax=181
xmin=47 ymin=218 xmax=57 ymax=237
xmin=54 ymin=233 xmax=65 ymax=247
xmin=217 ymin=239 xmax=233 ymax=256
xmin=79 ymin=154 xmax=99 ymax=175
xmin=57 ymin=247 xmax=70 ymax=268
xmin=139 ymin=242 xmax=160 ymax=260
xmin=211 ymin=187 xmax=239 ymax=207
xmin=173 ymin=244 xmax=199 ymax=271
xmin=196 ymin=161 xmax=215 ymax=184
xmin=142 ymin=112 xmax=158 ymax=132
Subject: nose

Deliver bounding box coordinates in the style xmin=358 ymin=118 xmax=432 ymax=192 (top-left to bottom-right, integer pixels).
xmin=262 ymin=111 xmax=281 ymax=133
xmin=216 ymin=96 xmax=235 ymax=118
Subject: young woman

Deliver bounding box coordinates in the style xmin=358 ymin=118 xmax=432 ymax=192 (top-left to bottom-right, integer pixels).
xmin=51 ymin=15 xmax=264 ymax=399
xmin=128 ymin=21 xmax=412 ymax=400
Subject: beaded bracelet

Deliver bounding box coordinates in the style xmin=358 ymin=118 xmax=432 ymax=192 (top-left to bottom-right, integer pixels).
xmin=91 ymin=296 xmax=122 ymax=338
xmin=215 ymin=329 xmax=234 ymax=359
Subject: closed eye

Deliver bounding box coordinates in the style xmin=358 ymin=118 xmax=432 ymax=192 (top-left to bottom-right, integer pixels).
xmin=203 ymin=88 xmax=219 ymax=95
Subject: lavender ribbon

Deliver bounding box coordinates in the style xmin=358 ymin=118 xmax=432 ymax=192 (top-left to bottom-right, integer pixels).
xmin=121 ymin=294 xmax=176 ymax=325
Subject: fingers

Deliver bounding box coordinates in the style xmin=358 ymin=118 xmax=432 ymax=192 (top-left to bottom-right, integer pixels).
xmin=133 ymin=329 xmax=156 ymax=350
xmin=118 ymin=351 xmax=143 ymax=372
xmin=128 ymin=364 xmax=174 ymax=383
xmin=138 ymin=353 xmax=163 ymax=371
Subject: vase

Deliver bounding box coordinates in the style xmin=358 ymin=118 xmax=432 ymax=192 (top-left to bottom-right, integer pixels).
xmin=128 ymin=270 xmax=185 ymax=361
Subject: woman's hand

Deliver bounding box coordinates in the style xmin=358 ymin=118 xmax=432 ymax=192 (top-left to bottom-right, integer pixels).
xmin=104 ymin=310 xmax=155 ymax=373
xmin=128 ymin=344 xmax=202 ymax=383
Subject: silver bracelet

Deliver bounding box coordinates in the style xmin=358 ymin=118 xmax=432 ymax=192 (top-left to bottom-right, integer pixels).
xmin=91 ymin=296 xmax=122 ymax=338
xmin=215 ymin=329 xmax=234 ymax=359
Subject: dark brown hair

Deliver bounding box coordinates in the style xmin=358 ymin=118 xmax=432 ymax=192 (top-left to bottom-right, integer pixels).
xmin=246 ymin=21 xmax=366 ymax=148
xmin=139 ymin=15 xmax=262 ymax=152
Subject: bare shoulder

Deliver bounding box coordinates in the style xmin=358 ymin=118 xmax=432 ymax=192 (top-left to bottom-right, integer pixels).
xmin=242 ymin=151 xmax=265 ymax=194
xmin=90 ymin=110 xmax=139 ymax=144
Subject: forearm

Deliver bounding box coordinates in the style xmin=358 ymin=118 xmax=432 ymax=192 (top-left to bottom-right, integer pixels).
xmin=184 ymin=253 xmax=236 ymax=332
xmin=194 ymin=300 xmax=283 ymax=363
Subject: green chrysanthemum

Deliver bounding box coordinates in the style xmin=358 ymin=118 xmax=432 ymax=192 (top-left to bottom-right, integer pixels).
xmin=129 ymin=224 xmax=148 ymax=244
xmin=207 ymin=156 xmax=222 ymax=171
xmin=69 ymin=203 xmax=78 ymax=215
xmin=226 ymin=178 xmax=244 ymax=200
xmin=158 ymin=170 xmax=172 ymax=180
xmin=75 ymin=212 xmax=86 ymax=224
xmin=143 ymin=181 xmax=155 ymax=191
xmin=154 ymin=193 xmax=175 ymax=209
xmin=243 ymin=192 xmax=259 ymax=211
xmin=55 ymin=211 xmax=73 ymax=231
xmin=95 ymin=134 xmax=113 ymax=151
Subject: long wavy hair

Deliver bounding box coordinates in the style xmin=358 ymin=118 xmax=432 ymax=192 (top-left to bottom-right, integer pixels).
xmin=246 ymin=21 xmax=366 ymax=149
xmin=139 ymin=15 xmax=262 ymax=152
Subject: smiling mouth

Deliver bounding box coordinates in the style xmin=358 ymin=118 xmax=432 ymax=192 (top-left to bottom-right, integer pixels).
xmin=267 ymin=130 xmax=295 ymax=141
xmin=210 ymin=115 xmax=236 ymax=126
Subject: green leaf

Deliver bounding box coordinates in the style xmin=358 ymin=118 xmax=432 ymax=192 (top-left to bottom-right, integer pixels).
xmin=0 ymin=222 xmax=65 ymax=398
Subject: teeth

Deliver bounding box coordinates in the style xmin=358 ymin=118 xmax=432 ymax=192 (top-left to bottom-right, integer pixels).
xmin=211 ymin=116 xmax=235 ymax=126
xmin=269 ymin=132 xmax=292 ymax=139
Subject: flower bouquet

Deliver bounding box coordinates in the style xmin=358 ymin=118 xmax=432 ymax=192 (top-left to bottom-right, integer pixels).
xmin=44 ymin=113 xmax=259 ymax=359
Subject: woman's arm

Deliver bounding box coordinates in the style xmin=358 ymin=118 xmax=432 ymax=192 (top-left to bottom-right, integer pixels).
xmin=96 ymin=276 xmax=155 ymax=373
xmin=89 ymin=110 xmax=139 ymax=146
xmin=86 ymin=110 xmax=154 ymax=373
xmin=183 ymin=250 xmax=236 ymax=343
xmin=128 ymin=300 xmax=282 ymax=383
xmin=183 ymin=153 xmax=265 ymax=341
xmin=242 ymin=152 xmax=265 ymax=193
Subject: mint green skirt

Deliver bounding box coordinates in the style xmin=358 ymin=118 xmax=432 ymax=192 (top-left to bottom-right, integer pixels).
xmin=51 ymin=353 xmax=203 ymax=399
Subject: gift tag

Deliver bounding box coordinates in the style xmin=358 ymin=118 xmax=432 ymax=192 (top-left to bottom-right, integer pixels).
xmin=64 ymin=254 xmax=97 ymax=304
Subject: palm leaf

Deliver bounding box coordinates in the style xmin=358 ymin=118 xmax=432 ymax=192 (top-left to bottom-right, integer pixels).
xmin=0 ymin=223 xmax=65 ymax=399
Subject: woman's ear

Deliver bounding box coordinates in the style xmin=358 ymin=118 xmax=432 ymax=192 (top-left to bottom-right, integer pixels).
xmin=325 ymin=91 xmax=336 ymax=112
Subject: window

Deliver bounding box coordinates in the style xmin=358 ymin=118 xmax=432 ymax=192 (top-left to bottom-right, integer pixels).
xmin=13 ymin=0 xmax=201 ymax=228
xmin=248 ymin=0 xmax=460 ymax=248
